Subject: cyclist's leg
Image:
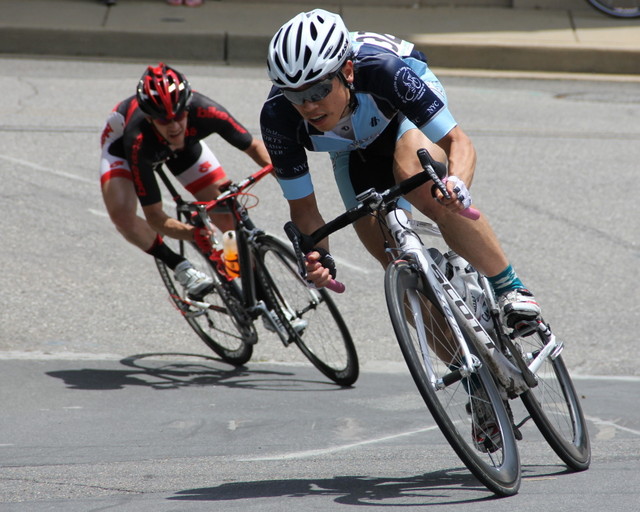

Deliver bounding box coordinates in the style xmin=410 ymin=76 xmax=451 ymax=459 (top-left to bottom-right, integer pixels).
xmin=394 ymin=128 xmax=539 ymax=325
xmin=393 ymin=127 xmax=509 ymax=278
xmin=101 ymin=168 xmax=158 ymax=251
xmin=168 ymin=141 xmax=234 ymax=232
xmin=100 ymin=111 xmax=158 ymax=251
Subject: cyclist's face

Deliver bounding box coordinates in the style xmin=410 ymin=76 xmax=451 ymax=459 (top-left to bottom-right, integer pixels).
xmin=291 ymin=62 xmax=353 ymax=132
xmin=150 ymin=113 xmax=188 ymax=149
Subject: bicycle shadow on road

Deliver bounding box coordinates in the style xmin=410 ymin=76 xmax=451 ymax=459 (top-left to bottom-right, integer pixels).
xmin=45 ymin=352 xmax=348 ymax=392
xmin=169 ymin=470 xmax=500 ymax=506
xmin=169 ymin=465 xmax=574 ymax=506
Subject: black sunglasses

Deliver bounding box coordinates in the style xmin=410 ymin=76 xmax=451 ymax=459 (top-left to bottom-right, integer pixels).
xmin=282 ymin=72 xmax=338 ymax=105
xmin=152 ymin=110 xmax=188 ymax=126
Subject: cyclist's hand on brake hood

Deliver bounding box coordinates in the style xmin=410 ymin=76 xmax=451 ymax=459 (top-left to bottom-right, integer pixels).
xmin=193 ymin=227 xmax=214 ymax=255
xmin=305 ymin=248 xmax=336 ymax=289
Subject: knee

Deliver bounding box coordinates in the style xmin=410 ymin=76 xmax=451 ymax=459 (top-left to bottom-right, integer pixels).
xmin=411 ymin=196 xmax=448 ymax=224
xmin=107 ymin=207 xmax=136 ymax=234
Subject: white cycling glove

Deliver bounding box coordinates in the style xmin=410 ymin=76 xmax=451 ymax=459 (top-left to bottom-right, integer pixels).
xmin=444 ymin=176 xmax=473 ymax=209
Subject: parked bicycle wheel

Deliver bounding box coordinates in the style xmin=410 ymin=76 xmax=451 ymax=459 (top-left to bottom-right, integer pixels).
xmin=515 ymin=328 xmax=591 ymax=471
xmin=254 ymin=235 xmax=359 ymax=386
xmin=385 ymin=260 xmax=520 ymax=496
xmin=586 ymin=0 xmax=640 ymax=18
xmin=155 ymin=239 xmax=255 ymax=365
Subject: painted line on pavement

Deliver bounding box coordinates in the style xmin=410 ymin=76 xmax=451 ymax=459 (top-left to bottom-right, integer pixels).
xmin=237 ymin=425 xmax=441 ymax=462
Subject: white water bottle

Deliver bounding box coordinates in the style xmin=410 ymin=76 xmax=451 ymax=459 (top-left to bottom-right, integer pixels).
xmin=445 ymin=252 xmax=492 ymax=330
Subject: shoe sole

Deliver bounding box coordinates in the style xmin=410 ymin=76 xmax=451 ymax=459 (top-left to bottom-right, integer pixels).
xmin=187 ymin=282 xmax=215 ymax=300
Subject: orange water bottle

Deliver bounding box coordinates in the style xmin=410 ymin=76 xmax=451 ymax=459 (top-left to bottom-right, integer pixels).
xmin=222 ymin=231 xmax=240 ymax=278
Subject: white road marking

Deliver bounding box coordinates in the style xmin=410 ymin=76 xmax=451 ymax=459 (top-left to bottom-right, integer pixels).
xmin=237 ymin=425 xmax=441 ymax=462
xmin=586 ymin=415 xmax=640 ymax=437
xmin=0 ymin=154 xmax=94 ymax=184
xmin=88 ymin=208 xmax=109 ymax=217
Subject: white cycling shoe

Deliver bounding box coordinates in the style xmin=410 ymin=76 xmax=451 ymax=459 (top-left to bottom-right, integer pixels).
xmin=498 ymin=288 xmax=541 ymax=328
xmin=174 ymin=260 xmax=214 ymax=299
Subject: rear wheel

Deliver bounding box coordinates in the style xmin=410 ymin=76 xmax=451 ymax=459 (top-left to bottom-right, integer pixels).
xmin=254 ymin=235 xmax=359 ymax=386
xmin=585 ymin=0 xmax=640 ymax=18
xmin=385 ymin=259 xmax=521 ymax=496
xmin=515 ymin=326 xmax=591 ymax=470
xmin=155 ymin=239 xmax=254 ymax=365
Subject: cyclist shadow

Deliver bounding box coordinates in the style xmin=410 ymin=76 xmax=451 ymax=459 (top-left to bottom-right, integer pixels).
xmin=45 ymin=352 xmax=345 ymax=392
xmin=170 ymin=470 xmax=498 ymax=505
xmin=169 ymin=465 xmax=572 ymax=505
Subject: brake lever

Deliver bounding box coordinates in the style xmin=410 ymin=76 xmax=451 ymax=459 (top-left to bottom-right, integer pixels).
xmin=417 ymin=148 xmax=481 ymax=220
xmin=284 ymin=221 xmax=345 ymax=293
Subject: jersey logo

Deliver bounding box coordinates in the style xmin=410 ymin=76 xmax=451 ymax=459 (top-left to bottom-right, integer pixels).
xmin=394 ymin=67 xmax=426 ymax=103
xmin=198 ymin=161 xmax=213 ymax=173
xmin=100 ymin=124 xmax=113 ymax=147
xmin=370 ymin=117 xmax=379 ymax=127
xmin=196 ymin=107 xmax=247 ymax=134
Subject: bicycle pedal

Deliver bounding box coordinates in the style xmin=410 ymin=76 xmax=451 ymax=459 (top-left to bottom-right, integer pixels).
xmin=187 ymin=282 xmax=215 ymax=301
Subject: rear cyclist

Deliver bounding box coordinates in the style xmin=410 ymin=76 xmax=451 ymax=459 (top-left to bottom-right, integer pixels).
xmin=100 ymin=63 xmax=270 ymax=297
xmin=260 ymin=9 xmax=540 ymax=328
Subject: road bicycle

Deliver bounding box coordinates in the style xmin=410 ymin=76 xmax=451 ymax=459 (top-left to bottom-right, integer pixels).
xmin=153 ymin=164 xmax=359 ymax=387
xmin=285 ymin=150 xmax=590 ymax=495
xmin=586 ymin=0 xmax=640 ymax=17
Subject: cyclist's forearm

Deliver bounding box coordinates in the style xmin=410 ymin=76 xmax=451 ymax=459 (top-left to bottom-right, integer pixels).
xmin=437 ymin=126 xmax=477 ymax=187
xmin=288 ymin=195 xmax=329 ymax=251
xmin=142 ymin=204 xmax=197 ymax=241
xmin=244 ymin=139 xmax=272 ymax=168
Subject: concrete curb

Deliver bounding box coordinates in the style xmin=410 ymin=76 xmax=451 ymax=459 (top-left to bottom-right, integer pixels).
xmin=5 ymin=27 xmax=640 ymax=75
xmin=0 ymin=1 xmax=639 ymax=75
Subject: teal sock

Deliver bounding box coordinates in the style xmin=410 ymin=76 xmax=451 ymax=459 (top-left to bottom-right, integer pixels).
xmin=487 ymin=264 xmax=524 ymax=296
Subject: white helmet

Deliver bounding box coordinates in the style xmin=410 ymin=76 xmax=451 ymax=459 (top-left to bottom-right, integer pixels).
xmin=267 ymin=9 xmax=351 ymax=88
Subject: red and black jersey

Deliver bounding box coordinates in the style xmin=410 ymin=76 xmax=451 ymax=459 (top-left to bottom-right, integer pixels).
xmin=104 ymin=91 xmax=253 ymax=206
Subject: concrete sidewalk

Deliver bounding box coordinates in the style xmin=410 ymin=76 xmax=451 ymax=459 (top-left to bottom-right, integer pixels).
xmin=0 ymin=0 xmax=639 ymax=75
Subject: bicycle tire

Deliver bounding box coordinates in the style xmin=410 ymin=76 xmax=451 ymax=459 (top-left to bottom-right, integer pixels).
xmin=385 ymin=260 xmax=521 ymax=496
xmin=515 ymin=329 xmax=591 ymax=471
xmin=253 ymin=235 xmax=359 ymax=386
xmin=155 ymin=239 xmax=255 ymax=365
xmin=585 ymin=0 xmax=640 ymax=18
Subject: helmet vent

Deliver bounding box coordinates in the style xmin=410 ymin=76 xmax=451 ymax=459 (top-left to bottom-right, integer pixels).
xmin=303 ymin=46 xmax=312 ymax=68
xmin=294 ymin=24 xmax=303 ymax=59
xmin=281 ymin=26 xmax=291 ymax=63
xmin=266 ymin=9 xmax=351 ymax=88
xmin=304 ymin=68 xmax=322 ymax=82
xmin=319 ymin=24 xmax=335 ymax=57
xmin=288 ymin=70 xmax=303 ymax=84
xmin=327 ymin=33 xmax=344 ymax=60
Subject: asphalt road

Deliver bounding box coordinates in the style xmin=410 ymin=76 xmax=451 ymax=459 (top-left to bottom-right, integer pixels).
xmin=1 ymin=57 xmax=639 ymax=509
xmin=1 ymin=358 xmax=639 ymax=511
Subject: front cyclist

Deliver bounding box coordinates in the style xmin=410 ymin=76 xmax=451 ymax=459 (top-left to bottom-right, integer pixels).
xmin=260 ymin=9 xmax=540 ymax=328
xmin=100 ymin=63 xmax=270 ymax=298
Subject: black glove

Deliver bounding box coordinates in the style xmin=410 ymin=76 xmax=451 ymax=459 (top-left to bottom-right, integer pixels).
xmin=311 ymin=247 xmax=337 ymax=279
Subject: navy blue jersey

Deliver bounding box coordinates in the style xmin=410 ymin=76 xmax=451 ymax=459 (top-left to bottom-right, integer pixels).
xmin=260 ymin=32 xmax=457 ymax=200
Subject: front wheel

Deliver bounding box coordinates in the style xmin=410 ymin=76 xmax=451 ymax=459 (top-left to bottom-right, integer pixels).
xmin=515 ymin=327 xmax=591 ymax=471
xmin=254 ymin=236 xmax=359 ymax=386
xmin=385 ymin=260 xmax=521 ymax=496
xmin=155 ymin=239 xmax=254 ymax=366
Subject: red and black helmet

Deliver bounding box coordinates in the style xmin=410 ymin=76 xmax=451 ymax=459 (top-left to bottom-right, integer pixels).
xmin=136 ymin=63 xmax=192 ymax=119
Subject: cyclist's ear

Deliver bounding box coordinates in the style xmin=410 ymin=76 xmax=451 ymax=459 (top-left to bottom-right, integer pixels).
xmin=340 ymin=61 xmax=354 ymax=86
